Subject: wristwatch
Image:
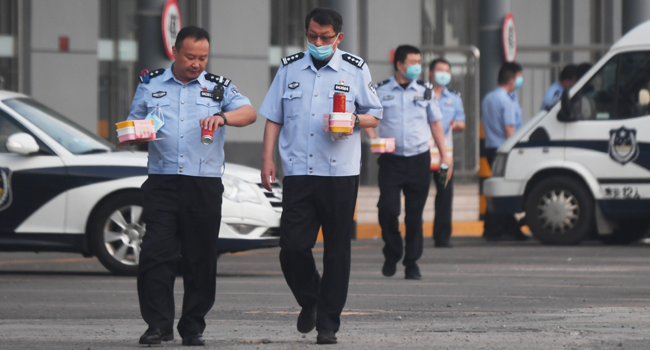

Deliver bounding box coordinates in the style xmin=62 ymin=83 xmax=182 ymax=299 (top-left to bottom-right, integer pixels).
xmin=353 ymin=112 xmax=360 ymax=128
xmin=214 ymin=111 xmax=227 ymax=126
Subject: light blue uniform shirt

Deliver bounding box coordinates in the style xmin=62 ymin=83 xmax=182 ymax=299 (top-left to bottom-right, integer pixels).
xmin=540 ymin=81 xmax=563 ymax=111
xmin=436 ymin=87 xmax=465 ymax=135
xmin=128 ymin=64 xmax=251 ymax=177
xmin=481 ymin=87 xmax=516 ymax=149
xmin=509 ymin=91 xmax=523 ymax=131
xmin=259 ymin=49 xmax=383 ymax=177
xmin=376 ymin=76 xmax=442 ymax=157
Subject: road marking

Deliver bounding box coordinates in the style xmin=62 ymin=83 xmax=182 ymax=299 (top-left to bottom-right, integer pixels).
xmin=0 ymin=257 xmax=91 ymax=266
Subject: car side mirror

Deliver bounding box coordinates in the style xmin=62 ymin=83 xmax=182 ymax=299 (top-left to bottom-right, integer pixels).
xmin=557 ymin=89 xmax=575 ymax=122
xmin=6 ymin=133 xmax=40 ymax=155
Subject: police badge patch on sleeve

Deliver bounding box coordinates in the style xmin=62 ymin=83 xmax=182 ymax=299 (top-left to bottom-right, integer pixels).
xmin=230 ymin=87 xmax=239 ymax=94
xmin=609 ymin=126 xmax=639 ymax=165
xmin=368 ymin=82 xmax=377 ymax=96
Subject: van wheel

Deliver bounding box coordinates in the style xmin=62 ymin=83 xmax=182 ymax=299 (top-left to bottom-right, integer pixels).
xmin=89 ymin=192 xmax=144 ymax=276
xmin=599 ymin=220 xmax=650 ymax=245
xmin=525 ymin=176 xmax=594 ymax=245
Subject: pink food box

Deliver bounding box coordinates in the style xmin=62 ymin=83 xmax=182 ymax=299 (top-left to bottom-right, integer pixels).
xmin=116 ymin=120 xmax=156 ymax=143
xmin=370 ymin=138 xmax=395 ymax=153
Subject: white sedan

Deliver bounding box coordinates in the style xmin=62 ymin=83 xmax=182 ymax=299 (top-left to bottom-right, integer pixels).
xmin=0 ymin=90 xmax=281 ymax=275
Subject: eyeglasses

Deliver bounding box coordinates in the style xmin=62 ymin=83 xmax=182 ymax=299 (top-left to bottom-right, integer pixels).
xmin=305 ymin=32 xmax=338 ymax=44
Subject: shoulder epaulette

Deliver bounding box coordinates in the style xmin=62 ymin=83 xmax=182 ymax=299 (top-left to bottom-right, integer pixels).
xmin=282 ymin=52 xmax=305 ymax=66
xmin=139 ymin=68 xmax=165 ymax=84
xmin=204 ymin=73 xmax=231 ymax=87
xmin=417 ymin=80 xmax=433 ymax=100
xmin=375 ymin=79 xmax=390 ymax=88
xmin=448 ymin=88 xmax=461 ymax=97
xmin=342 ymin=53 xmax=365 ymax=68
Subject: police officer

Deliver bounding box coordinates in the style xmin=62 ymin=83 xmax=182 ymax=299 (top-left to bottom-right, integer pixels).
xmin=540 ymin=64 xmax=577 ymax=111
xmin=428 ymin=58 xmax=465 ymax=248
xmin=259 ymin=8 xmax=382 ymax=345
xmin=364 ymin=45 xmax=450 ymax=280
xmin=481 ymin=62 xmax=526 ymax=241
xmin=128 ymin=26 xmax=257 ymax=346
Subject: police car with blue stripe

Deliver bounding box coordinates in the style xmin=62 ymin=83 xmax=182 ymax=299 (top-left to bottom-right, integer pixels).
xmin=484 ymin=20 xmax=650 ymax=245
xmin=0 ymin=90 xmax=281 ymax=275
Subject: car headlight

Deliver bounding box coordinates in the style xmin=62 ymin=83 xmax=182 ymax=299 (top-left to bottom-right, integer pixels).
xmin=222 ymin=175 xmax=261 ymax=204
xmin=491 ymin=153 xmax=508 ymax=178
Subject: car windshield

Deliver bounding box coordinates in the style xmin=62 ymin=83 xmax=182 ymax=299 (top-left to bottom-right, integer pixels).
xmin=3 ymin=98 xmax=114 ymax=154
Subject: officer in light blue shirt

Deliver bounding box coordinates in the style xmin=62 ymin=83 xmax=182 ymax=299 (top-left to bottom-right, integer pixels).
xmin=126 ymin=26 xmax=257 ymax=347
xmin=540 ymin=64 xmax=577 ymax=111
xmin=481 ymin=61 xmax=526 ymax=242
xmin=510 ymin=90 xmax=523 ymax=131
xmin=429 ymin=58 xmax=466 ymax=248
xmin=363 ymin=45 xmax=450 ymax=281
xmin=258 ymin=8 xmax=382 ymax=344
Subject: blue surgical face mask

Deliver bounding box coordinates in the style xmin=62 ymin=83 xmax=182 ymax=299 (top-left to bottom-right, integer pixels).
xmin=434 ymin=71 xmax=451 ymax=86
xmin=515 ymin=76 xmax=523 ymax=90
xmin=307 ymin=34 xmax=339 ymax=60
xmin=403 ymin=64 xmax=422 ymax=81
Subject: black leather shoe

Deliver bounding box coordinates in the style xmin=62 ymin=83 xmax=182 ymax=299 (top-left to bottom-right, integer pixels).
xmin=316 ymin=329 xmax=337 ymax=344
xmin=434 ymin=240 xmax=453 ymax=248
xmin=382 ymin=260 xmax=397 ymax=277
xmin=405 ymin=264 xmax=422 ymax=280
xmin=297 ymin=305 xmax=317 ymax=333
xmin=139 ymin=328 xmax=174 ymax=345
xmin=181 ymin=334 xmax=205 ymax=346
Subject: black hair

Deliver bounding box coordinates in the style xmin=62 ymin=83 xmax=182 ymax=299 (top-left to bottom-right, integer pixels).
xmin=498 ymin=62 xmax=522 ymax=85
xmin=174 ymin=26 xmax=210 ymax=50
xmin=576 ymin=62 xmax=592 ymax=79
xmin=559 ymin=64 xmax=578 ymax=81
xmin=393 ymin=45 xmax=420 ymax=71
xmin=429 ymin=58 xmax=451 ymax=72
xmin=305 ymin=8 xmax=343 ymax=34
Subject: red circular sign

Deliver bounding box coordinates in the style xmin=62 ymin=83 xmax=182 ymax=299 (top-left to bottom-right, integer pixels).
xmin=502 ymin=13 xmax=517 ymax=62
xmin=162 ymin=0 xmax=182 ymax=61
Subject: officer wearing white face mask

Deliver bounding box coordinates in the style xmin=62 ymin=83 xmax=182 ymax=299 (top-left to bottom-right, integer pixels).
xmin=364 ymin=45 xmax=450 ymax=281
xmin=428 ymin=58 xmax=465 ymax=248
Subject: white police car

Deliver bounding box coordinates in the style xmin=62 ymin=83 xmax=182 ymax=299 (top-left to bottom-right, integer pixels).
xmin=0 ymin=90 xmax=281 ymax=275
xmin=484 ymin=20 xmax=650 ymax=245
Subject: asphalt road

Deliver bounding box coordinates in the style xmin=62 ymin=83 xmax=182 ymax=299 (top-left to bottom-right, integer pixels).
xmin=1 ymin=237 xmax=649 ymax=349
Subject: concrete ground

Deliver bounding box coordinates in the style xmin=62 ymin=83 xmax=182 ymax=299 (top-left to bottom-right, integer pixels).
xmin=1 ymin=237 xmax=650 ymax=349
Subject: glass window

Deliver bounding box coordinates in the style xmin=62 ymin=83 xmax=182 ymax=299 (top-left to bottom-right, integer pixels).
xmin=4 ymin=98 xmax=113 ymax=155
xmin=0 ymin=110 xmax=23 ymax=153
xmin=571 ymin=51 xmax=650 ymax=121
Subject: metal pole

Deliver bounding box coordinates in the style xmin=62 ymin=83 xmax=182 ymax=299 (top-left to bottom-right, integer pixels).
xmin=622 ymin=0 xmax=650 ymax=34
xmin=478 ymin=0 xmax=510 ymax=221
xmin=137 ymin=0 xmax=171 ymax=74
xmin=319 ymin=0 xmax=359 ymax=56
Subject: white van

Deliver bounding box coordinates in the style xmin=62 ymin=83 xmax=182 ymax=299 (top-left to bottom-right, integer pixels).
xmin=484 ymin=20 xmax=650 ymax=245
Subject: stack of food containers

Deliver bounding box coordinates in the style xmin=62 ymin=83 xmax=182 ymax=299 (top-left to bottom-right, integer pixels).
xmin=328 ymin=113 xmax=354 ymax=133
xmin=116 ymin=120 xmax=156 ymax=143
xmin=370 ymin=138 xmax=395 ymax=153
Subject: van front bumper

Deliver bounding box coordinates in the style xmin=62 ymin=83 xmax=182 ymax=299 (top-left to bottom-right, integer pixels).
xmin=484 ymin=177 xmax=525 ymax=214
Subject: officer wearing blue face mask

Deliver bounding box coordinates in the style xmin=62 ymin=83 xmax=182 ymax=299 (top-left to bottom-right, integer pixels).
xmin=428 ymin=58 xmax=465 ymax=248
xmin=481 ymin=61 xmax=527 ymax=241
xmin=258 ymin=7 xmax=382 ymax=345
xmin=509 ymin=68 xmax=524 ymax=131
xmin=363 ymin=45 xmax=450 ymax=281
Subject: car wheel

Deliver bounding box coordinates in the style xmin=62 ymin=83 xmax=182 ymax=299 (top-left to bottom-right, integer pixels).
xmin=525 ymin=176 xmax=594 ymax=245
xmin=89 ymin=192 xmax=144 ymax=276
xmin=599 ymin=220 xmax=650 ymax=245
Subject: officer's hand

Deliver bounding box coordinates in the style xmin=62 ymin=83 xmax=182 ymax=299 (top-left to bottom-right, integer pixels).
xmin=200 ymin=115 xmax=225 ymax=132
xmin=261 ymin=158 xmax=276 ymax=192
xmin=441 ymin=155 xmax=453 ymax=182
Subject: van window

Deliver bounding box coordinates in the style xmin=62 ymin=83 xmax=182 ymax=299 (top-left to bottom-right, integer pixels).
xmin=571 ymin=51 xmax=650 ymax=120
xmin=0 ymin=111 xmax=23 ymax=153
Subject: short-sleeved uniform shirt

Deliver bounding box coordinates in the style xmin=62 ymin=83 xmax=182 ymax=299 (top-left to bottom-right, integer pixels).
xmin=510 ymin=91 xmax=523 ymax=131
xmin=258 ymin=49 xmax=383 ymax=177
xmin=481 ymin=87 xmax=517 ymax=149
xmin=540 ymin=81 xmax=563 ymax=111
xmin=436 ymin=87 xmax=466 ymax=136
xmin=375 ymin=76 xmax=442 ymax=157
xmin=128 ymin=64 xmax=251 ymax=177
